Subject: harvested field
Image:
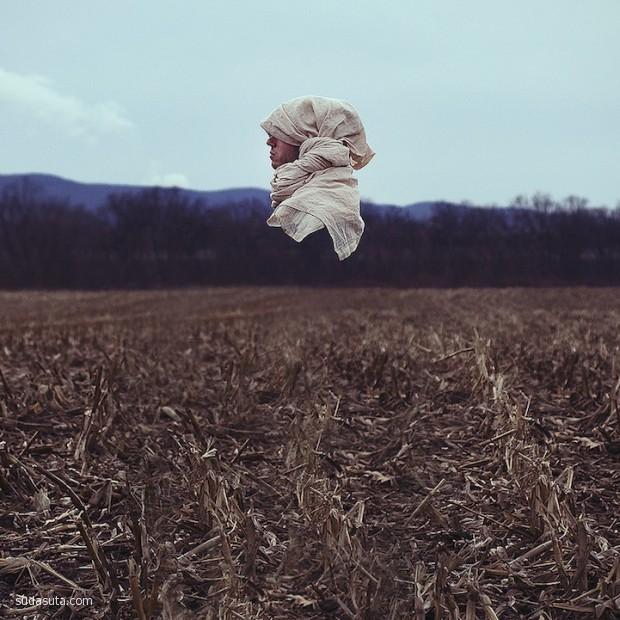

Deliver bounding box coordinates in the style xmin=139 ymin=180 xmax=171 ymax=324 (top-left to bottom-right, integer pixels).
xmin=1 ymin=287 xmax=620 ymax=619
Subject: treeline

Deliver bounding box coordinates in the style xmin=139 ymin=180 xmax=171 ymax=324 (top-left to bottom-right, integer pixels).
xmin=1 ymin=178 xmax=619 ymax=288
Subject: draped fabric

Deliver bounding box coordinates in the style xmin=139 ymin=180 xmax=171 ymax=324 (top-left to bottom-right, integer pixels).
xmin=260 ymin=96 xmax=374 ymax=260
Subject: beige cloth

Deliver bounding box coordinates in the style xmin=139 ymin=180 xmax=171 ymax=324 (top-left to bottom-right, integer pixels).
xmin=260 ymin=96 xmax=374 ymax=260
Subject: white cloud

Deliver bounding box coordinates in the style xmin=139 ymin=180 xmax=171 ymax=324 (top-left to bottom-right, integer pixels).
xmin=0 ymin=67 xmax=133 ymax=138
xmin=148 ymin=172 xmax=190 ymax=188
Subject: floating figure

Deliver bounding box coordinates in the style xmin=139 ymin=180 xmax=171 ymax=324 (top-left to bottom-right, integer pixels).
xmin=261 ymin=96 xmax=374 ymax=260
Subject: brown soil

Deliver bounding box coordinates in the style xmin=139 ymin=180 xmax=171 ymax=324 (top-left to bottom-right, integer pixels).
xmin=1 ymin=288 xmax=619 ymax=619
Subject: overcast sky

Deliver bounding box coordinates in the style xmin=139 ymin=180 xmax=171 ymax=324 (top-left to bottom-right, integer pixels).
xmin=1 ymin=1 xmax=618 ymax=207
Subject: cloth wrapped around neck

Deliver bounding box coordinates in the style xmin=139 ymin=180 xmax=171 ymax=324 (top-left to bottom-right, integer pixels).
xmin=261 ymin=96 xmax=374 ymax=260
xmin=266 ymin=136 xmax=363 ymax=260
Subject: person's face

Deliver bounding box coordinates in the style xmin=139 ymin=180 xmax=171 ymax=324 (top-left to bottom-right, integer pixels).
xmin=266 ymin=135 xmax=299 ymax=169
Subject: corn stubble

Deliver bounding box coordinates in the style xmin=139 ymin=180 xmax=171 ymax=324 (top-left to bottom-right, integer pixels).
xmin=0 ymin=287 xmax=619 ymax=619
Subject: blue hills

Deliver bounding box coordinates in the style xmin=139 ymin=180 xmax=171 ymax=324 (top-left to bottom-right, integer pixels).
xmin=0 ymin=172 xmax=476 ymax=220
xmin=0 ymin=173 xmax=272 ymax=210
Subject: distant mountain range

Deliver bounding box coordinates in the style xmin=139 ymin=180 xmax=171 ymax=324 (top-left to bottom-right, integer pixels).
xmin=0 ymin=172 xmax=466 ymax=220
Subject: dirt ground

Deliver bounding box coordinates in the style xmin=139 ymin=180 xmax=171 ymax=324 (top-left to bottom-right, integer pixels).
xmin=1 ymin=287 xmax=619 ymax=619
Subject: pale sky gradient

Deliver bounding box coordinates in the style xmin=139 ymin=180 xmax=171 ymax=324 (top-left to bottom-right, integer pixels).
xmin=1 ymin=1 xmax=618 ymax=207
